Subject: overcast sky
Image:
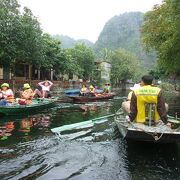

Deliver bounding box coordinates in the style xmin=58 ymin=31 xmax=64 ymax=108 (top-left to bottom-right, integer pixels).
xmin=18 ymin=0 xmax=162 ymax=42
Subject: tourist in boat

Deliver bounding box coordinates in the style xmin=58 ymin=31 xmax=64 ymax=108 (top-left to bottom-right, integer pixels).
xmin=89 ymin=85 xmax=96 ymax=96
xmin=38 ymin=80 xmax=53 ymax=98
xmin=19 ymin=83 xmax=41 ymax=105
xmin=80 ymin=85 xmax=88 ymax=96
xmin=128 ymin=75 xmax=171 ymax=127
xmin=0 ymin=83 xmax=15 ymax=106
xmin=122 ymin=83 xmax=141 ymax=113
xmin=103 ymin=83 xmax=111 ymax=93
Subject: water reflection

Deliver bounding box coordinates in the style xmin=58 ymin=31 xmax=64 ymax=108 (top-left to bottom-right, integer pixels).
xmin=0 ymin=114 xmax=52 ymax=141
xmin=0 ymin=121 xmax=14 ymax=140
xmin=0 ymin=92 xmax=179 ymax=179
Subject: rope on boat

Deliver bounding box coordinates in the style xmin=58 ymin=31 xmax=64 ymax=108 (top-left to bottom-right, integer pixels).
xmin=129 ymin=122 xmax=164 ymax=141
xmin=115 ymin=108 xmax=165 ymax=141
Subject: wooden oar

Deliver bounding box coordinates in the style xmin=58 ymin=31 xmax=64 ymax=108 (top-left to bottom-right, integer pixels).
xmin=51 ymin=113 xmax=118 ymax=134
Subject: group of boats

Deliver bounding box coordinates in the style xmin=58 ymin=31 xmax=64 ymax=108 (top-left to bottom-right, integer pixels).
xmin=64 ymin=88 xmax=180 ymax=143
xmin=1 ymin=87 xmax=180 ymax=144
xmin=0 ymin=88 xmax=115 ymax=116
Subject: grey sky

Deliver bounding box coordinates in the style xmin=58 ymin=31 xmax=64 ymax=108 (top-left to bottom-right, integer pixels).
xmin=19 ymin=0 xmax=163 ymax=42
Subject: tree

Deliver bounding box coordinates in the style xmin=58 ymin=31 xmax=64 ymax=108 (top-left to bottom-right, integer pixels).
xmin=110 ymin=49 xmax=143 ymax=87
xmin=141 ymin=0 xmax=180 ymax=76
xmin=0 ymin=0 xmax=43 ymax=73
xmin=67 ymin=43 xmax=95 ymax=79
xmin=0 ymin=0 xmax=21 ymax=67
xmin=18 ymin=7 xmax=43 ymax=66
xmin=97 ymin=48 xmax=113 ymax=62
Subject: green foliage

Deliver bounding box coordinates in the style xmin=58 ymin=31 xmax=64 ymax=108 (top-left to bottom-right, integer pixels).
xmin=97 ymin=48 xmax=114 ymax=63
xmin=94 ymin=12 xmax=156 ymax=69
xmin=0 ymin=0 xmax=21 ymax=66
xmin=67 ymin=43 xmax=95 ymax=79
xmin=110 ymin=49 xmax=143 ymax=85
xmin=0 ymin=0 xmax=43 ymax=70
xmin=141 ymin=0 xmax=180 ymax=75
xmin=0 ymin=0 xmax=96 ymax=79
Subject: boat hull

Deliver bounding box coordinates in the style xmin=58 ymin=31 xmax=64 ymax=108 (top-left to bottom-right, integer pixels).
xmin=69 ymin=93 xmax=115 ymax=103
xmin=0 ymin=98 xmax=58 ymax=116
xmin=115 ymin=119 xmax=180 ymax=143
xmin=64 ymin=89 xmax=104 ymax=96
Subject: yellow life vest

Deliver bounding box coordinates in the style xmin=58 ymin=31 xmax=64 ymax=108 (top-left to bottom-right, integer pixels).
xmin=134 ymin=85 xmax=161 ymax=123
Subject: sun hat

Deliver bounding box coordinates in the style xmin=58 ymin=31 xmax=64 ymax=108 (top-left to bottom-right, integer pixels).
xmin=1 ymin=83 xmax=9 ymax=88
xmin=23 ymin=83 xmax=31 ymax=89
xmin=130 ymin=83 xmax=141 ymax=91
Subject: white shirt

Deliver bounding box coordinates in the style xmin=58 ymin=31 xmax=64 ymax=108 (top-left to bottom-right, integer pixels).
xmin=38 ymin=81 xmax=53 ymax=91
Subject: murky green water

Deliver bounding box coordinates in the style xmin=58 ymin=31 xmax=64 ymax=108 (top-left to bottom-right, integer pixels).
xmin=0 ymin=91 xmax=180 ymax=180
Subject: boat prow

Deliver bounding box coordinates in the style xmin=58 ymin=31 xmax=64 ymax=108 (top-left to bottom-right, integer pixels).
xmin=115 ymin=110 xmax=180 ymax=143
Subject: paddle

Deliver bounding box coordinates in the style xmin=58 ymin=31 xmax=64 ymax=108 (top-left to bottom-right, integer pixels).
xmin=51 ymin=113 xmax=122 ymax=134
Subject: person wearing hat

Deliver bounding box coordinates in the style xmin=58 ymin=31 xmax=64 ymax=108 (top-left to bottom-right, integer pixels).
xmin=19 ymin=83 xmax=37 ymax=104
xmin=121 ymin=83 xmax=141 ymax=113
xmin=103 ymin=83 xmax=111 ymax=93
xmin=38 ymin=80 xmax=53 ymax=98
xmin=89 ymin=85 xmax=96 ymax=94
xmin=0 ymin=83 xmax=15 ymax=105
xmin=80 ymin=84 xmax=88 ymax=96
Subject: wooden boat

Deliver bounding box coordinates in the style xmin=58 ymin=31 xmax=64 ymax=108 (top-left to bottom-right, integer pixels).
xmin=0 ymin=98 xmax=58 ymax=116
xmin=64 ymin=88 xmax=103 ymax=96
xmin=115 ymin=109 xmax=180 ymax=143
xmin=69 ymin=93 xmax=116 ymax=103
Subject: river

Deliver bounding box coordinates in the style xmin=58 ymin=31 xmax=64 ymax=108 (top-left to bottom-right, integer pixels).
xmin=0 ymin=91 xmax=180 ymax=180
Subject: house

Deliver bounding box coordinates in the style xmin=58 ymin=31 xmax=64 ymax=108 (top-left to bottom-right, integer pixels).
xmin=94 ymin=61 xmax=112 ymax=84
xmin=0 ymin=63 xmax=55 ymax=80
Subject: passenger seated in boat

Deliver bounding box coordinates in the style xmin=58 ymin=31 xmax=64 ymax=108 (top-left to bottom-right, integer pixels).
xmin=89 ymin=85 xmax=96 ymax=96
xmin=80 ymin=85 xmax=88 ymax=96
xmin=122 ymin=83 xmax=168 ymax=114
xmin=103 ymin=83 xmax=111 ymax=93
xmin=19 ymin=83 xmax=41 ymax=105
xmin=128 ymin=75 xmax=171 ymax=128
xmin=38 ymin=80 xmax=53 ymax=98
xmin=122 ymin=83 xmax=141 ymax=113
xmin=0 ymin=83 xmax=15 ymax=106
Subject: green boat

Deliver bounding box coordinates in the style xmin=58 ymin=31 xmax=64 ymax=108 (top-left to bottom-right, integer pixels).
xmin=0 ymin=98 xmax=58 ymax=116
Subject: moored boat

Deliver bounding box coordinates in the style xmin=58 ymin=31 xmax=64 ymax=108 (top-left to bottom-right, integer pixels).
xmin=0 ymin=98 xmax=58 ymax=116
xmin=69 ymin=93 xmax=116 ymax=103
xmin=115 ymin=109 xmax=180 ymax=143
xmin=64 ymin=88 xmax=103 ymax=96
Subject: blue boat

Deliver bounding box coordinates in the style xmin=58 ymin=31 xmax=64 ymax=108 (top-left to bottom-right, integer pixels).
xmin=64 ymin=88 xmax=103 ymax=96
xmin=64 ymin=88 xmax=80 ymax=95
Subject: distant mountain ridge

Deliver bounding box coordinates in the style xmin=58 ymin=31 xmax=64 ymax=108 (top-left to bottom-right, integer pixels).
xmin=94 ymin=12 xmax=156 ymax=68
xmin=53 ymin=35 xmax=94 ymax=49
